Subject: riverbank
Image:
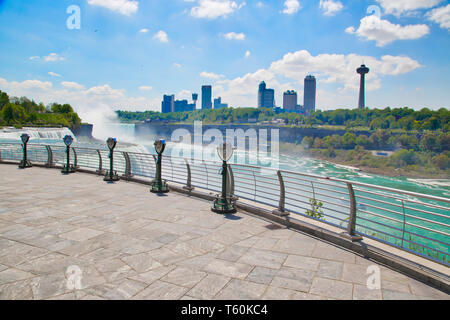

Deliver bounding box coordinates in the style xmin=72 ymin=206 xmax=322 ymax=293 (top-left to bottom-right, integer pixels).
xmin=280 ymin=142 xmax=450 ymax=180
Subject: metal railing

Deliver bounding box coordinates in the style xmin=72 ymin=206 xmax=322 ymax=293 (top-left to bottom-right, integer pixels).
xmin=0 ymin=142 xmax=449 ymax=266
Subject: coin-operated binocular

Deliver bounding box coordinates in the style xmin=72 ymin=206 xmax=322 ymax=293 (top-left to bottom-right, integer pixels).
xmin=151 ymin=139 xmax=169 ymax=193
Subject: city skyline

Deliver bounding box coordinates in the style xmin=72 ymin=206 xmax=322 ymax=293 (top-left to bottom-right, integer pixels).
xmin=0 ymin=1 xmax=449 ymax=125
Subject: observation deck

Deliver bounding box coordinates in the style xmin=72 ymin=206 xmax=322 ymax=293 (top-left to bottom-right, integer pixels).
xmin=0 ymin=143 xmax=449 ymax=300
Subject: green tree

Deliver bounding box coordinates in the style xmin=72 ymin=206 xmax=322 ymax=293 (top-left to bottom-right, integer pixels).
xmin=2 ymin=103 xmax=27 ymax=124
xmin=51 ymin=103 xmax=74 ymax=114
xmin=434 ymin=154 xmax=450 ymax=170
xmin=0 ymin=91 xmax=9 ymax=110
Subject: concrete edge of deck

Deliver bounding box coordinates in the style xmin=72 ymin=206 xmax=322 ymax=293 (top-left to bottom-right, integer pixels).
xmin=1 ymin=159 xmax=449 ymax=295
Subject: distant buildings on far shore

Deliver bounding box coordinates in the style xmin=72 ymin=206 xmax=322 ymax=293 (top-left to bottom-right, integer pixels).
xmin=161 ymin=85 xmax=229 ymax=113
xmin=161 ymin=74 xmax=317 ymax=114
xmin=261 ymin=75 xmax=316 ymax=114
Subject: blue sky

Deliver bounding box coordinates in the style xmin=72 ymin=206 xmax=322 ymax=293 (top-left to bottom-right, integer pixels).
xmin=0 ymin=0 xmax=449 ymax=122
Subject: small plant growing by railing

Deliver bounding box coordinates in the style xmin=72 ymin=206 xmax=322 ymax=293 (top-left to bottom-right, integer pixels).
xmin=358 ymin=227 xmax=449 ymax=264
xmin=306 ymin=198 xmax=324 ymax=219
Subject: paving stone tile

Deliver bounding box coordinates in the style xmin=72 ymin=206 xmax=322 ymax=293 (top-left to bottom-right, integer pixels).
xmin=408 ymin=278 xmax=449 ymax=299
xmin=160 ymin=267 xmax=207 ymax=288
xmin=0 ymin=268 xmax=35 ymax=285
xmin=353 ymin=284 xmax=382 ymax=300
xmin=382 ymin=289 xmax=422 ymax=300
xmin=309 ymin=277 xmax=353 ymax=300
xmin=121 ymin=252 xmax=163 ymax=273
xmin=237 ymin=248 xmax=287 ymax=269
xmin=103 ymin=279 xmax=148 ymax=300
xmin=283 ymin=255 xmax=320 ymax=271
xmin=203 ymin=259 xmax=254 ymax=279
xmin=316 ymin=259 xmax=343 ymax=280
xmin=272 ymin=238 xmax=316 ymax=256
xmin=215 ymin=279 xmax=267 ymax=300
xmin=60 ymin=228 xmax=104 ymax=242
xmin=217 ymin=246 xmax=249 ymax=262
xmin=381 ymin=280 xmax=411 ymax=294
xmin=311 ymin=242 xmax=356 ymax=263
xmin=187 ymin=274 xmax=231 ymax=299
xmin=132 ymin=280 xmax=188 ymax=300
xmin=271 ymin=267 xmax=315 ymax=292
xmin=262 ymin=286 xmax=296 ymax=300
xmin=291 ymin=292 xmax=328 ymax=300
xmin=31 ymin=273 xmax=69 ymax=300
xmin=129 ymin=265 xmax=176 ymax=285
xmin=341 ymin=263 xmax=371 ymax=285
xmin=246 ymin=267 xmax=278 ymax=285
xmin=0 ymin=279 xmax=34 ymax=300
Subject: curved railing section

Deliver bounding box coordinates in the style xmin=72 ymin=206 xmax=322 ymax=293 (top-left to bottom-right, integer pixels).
xmin=0 ymin=142 xmax=448 ymax=266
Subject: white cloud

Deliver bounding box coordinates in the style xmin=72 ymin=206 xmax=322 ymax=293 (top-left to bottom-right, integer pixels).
xmin=138 ymin=85 xmax=153 ymax=91
xmin=346 ymin=15 xmax=430 ymax=46
xmin=245 ymin=50 xmax=251 ymax=58
xmin=87 ymin=0 xmax=139 ymax=16
xmin=427 ymin=4 xmax=450 ymax=30
xmin=282 ymin=0 xmax=301 ymax=15
xmin=139 ymin=28 xmax=149 ymax=33
xmin=200 ymin=71 xmax=224 ymax=80
xmin=173 ymin=63 xmax=182 ymax=68
xmin=44 ymin=53 xmax=66 ymax=62
xmin=190 ymin=0 xmax=245 ymax=19
xmin=212 ymin=49 xmax=421 ymax=109
xmin=319 ymin=0 xmax=343 ymax=16
xmin=177 ymin=89 xmax=193 ymax=101
xmin=153 ymin=30 xmax=169 ymax=43
xmin=223 ymin=32 xmax=246 ymax=40
xmin=376 ymin=0 xmax=443 ymax=16
xmin=48 ymin=72 xmax=61 ymax=77
xmin=29 ymin=56 xmax=40 ymax=61
xmin=0 ymin=78 xmax=53 ymax=92
xmin=61 ymin=81 xmax=85 ymax=90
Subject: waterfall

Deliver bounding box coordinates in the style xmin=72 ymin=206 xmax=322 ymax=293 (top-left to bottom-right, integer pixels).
xmin=0 ymin=127 xmax=78 ymax=143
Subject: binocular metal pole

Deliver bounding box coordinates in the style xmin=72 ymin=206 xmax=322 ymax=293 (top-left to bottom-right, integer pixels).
xmin=104 ymin=138 xmax=119 ymax=182
xmin=19 ymin=139 xmax=32 ymax=169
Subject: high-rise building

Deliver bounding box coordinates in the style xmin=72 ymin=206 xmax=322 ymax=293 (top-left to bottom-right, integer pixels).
xmin=357 ymin=64 xmax=369 ymax=110
xmin=161 ymin=95 xmax=174 ymax=113
xmin=201 ymin=85 xmax=212 ymax=110
xmin=174 ymin=100 xmax=196 ymax=112
xmin=283 ymin=90 xmax=298 ymax=111
xmin=258 ymin=81 xmax=275 ymax=109
xmin=303 ymin=75 xmax=316 ymax=113
xmin=214 ymin=97 xmax=228 ymax=109
xmin=192 ymin=93 xmax=198 ymax=110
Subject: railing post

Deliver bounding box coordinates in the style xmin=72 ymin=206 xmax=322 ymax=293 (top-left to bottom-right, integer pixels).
xmin=121 ymin=152 xmax=133 ymax=181
xmin=183 ymin=159 xmax=194 ymax=192
xmin=227 ymin=165 xmax=235 ymax=197
xmin=273 ymin=170 xmax=289 ymax=217
xmin=45 ymin=145 xmax=53 ymax=168
xmin=96 ymin=149 xmax=104 ymax=175
xmin=341 ymin=183 xmax=363 ymax=242
xmin=72 ymin=148 xmax=78 ymax=169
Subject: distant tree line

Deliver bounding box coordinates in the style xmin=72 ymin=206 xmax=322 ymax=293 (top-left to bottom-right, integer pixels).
xmin=299 ymin=130 xmax=450 ymax=173
xmin=0 ymin=90 xmax=82 ymax=128
xmin=117 ymin=106 xmax=450 ymax=132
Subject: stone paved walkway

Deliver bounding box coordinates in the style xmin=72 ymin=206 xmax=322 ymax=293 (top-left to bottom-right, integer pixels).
xmin=0 ymin=165 xmax=448 ymax=300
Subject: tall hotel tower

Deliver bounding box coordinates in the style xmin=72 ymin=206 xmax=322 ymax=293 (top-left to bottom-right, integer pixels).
xmin=258 ymin=81 xmax=275 ymax=109
xmin=303 ymin=75 xmax=316 ymax=113
xmin=201 ymin=85 xmax=212 ymax=110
